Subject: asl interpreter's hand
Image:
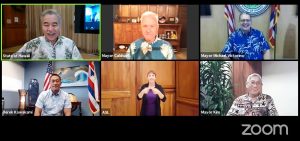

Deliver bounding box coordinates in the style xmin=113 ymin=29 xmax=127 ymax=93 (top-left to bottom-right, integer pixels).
xmin=152 ymin=88 xmax=160 ymax=95
xmin=141 ymin=87 xmax=150 ymax=94
xmin=138 ymin=87 xmax=150 ymax=99
xmin=151 ymin=87 xmax=164 ymax=100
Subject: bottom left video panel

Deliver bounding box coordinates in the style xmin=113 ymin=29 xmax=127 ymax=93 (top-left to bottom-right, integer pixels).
xmin=2 ymin=61 xmax=100 ymax=116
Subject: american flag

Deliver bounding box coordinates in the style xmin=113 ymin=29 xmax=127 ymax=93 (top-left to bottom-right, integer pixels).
xmin=269 ymin=5 xmax=280 ymax=48
xmin=88 ymin=61 xmax=99 ymax=114
xmin=43 ymin=61 xmax=53 ymax=91
xmin=224 ymin=5 xmax=236 ymax=36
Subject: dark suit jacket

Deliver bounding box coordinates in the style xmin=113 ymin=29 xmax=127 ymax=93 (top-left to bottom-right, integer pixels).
xmin=137 ymin=83 xmax=166 ymax=116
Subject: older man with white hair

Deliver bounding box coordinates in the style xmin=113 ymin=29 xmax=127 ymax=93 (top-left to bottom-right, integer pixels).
xmin=126 ymin=11 xmax=175 ymax=60
xmin=227 ymin=73 xmax=278 ymax=116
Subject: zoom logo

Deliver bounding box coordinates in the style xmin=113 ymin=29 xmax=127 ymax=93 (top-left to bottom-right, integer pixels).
xmin=242 ymin=124 xmax=288 ymax=135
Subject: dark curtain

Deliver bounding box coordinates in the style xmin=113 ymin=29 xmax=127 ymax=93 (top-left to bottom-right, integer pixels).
xmin=200 ymin=5 xmax=211 ymax=16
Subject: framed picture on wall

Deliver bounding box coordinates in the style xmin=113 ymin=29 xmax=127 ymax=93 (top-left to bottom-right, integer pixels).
xmin=54 ymin=65 xmax=88 ymax=87
xmin=165 ymin=30 xmax=177 ymax=39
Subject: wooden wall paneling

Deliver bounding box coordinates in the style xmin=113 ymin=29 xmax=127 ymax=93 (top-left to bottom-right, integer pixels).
xmin=101 ymin=91 xmax=131 ymax=116
xmin=139 ymin=5 xmax=148 ymax=16
xmin=111 ymin=95 xmax=131 ymax=116
xmin=232 ymin=61 xmax=262 ymax=97
xmin=178 ymin=5 xmax=187 ymax=49
xmin=114 ymin=23 xmax=121 ymax=45
xmin=149 ymin=5 xmax=158 ymax=13
xmin=101 ymin=61 xmax=131 ymax=90
xmin=157 ymin=5 xmax=167 ymax=17
xmin=3 ymin=5 xmax=26 ymax=48
xmin=124 ymin=23 xmax=133 ymax=44
xmin=176 ymin=99 xmax=199 ymax=116
xmin=3 ymin=28 xmax=6 ymax=48
xmin=176 ymin=61 xmax=199 ymax=99
xmin=130 ymin=5 xmax=139 ymax=17
xmin=101 ymin=61 xmax=137 ymax=116
xmin=119 ymin=5 xmax=130 ymax=17
xmin=4 ymin=28 xmax=26 ymax=48
xmin=114 ymin=23 xmax=142 ymax=49
xmin=101 ymin=98 xmax=112 ymax=113
xmin=117 ymin=5 xmax=179 ymax=19
xmin=160 ymin=89 xmax=175 ymax=116
xmin=131 ymin=24 xmax=142 ymax=42
xmin=175 ymin=61 xmax=199 ymax=116
xmin=167 ymin=5 xmax=178 ymax=18
xmin=137 ymin=61 xmax=175 ymax=87
xmin=3 ymin=6 xmax=26 ymax=25
xmin=119 ymin=24 xmax=126 ymax=43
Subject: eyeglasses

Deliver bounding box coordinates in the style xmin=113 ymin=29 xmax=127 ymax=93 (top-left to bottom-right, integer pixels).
xmin=240 ymin=19 xmax=251 ymax=22
xmin=250 ymin=81 xmax=262 ymax=86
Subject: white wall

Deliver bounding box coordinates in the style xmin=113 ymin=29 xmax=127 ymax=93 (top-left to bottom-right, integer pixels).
xmin=2 ymin=61 xmax=25 ymax=109
xmin=2 ymin=61 xmax=24 ymax=92
xmin=262 ymin=61 xmax=298 ymax=116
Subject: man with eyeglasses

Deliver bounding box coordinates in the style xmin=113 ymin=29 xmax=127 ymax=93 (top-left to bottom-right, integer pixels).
xmin=221 ymin=13 xmax=271 ymax=60
xmin=227 ymin=73 xmax=278 ymax=116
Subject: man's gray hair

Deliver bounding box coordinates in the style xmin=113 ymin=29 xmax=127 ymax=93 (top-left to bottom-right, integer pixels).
xmin=239 ymin=12 xmax=252 ymax=21
xmin=141 ymin=11 xmax=158 ymax=24
xmin=246 ymin=73 xmax=262 ymax=88
xmin=40 ymin=9 xmax=62 ymax=25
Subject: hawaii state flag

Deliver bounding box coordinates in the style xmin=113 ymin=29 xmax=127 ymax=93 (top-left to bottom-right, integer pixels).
xmin=88 ymin=61 xmax=100 ymax=114
xmin=268 ymin=5 xmax=280 ymax=48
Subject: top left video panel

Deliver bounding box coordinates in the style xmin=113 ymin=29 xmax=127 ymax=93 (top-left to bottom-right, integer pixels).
xmin=1 ymin=4 xmax=101 ymax=61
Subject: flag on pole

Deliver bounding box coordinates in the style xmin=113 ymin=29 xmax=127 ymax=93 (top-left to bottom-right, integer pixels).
xmin=224 ymin=5 xmax=236 ymax=36
xmin=268 ymin=5 xmax=280 ymax=48
xmin=43 ymin=61 xmax=53 ymax=91
xmin=88 ymin=61 xmax=99 ymax=114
